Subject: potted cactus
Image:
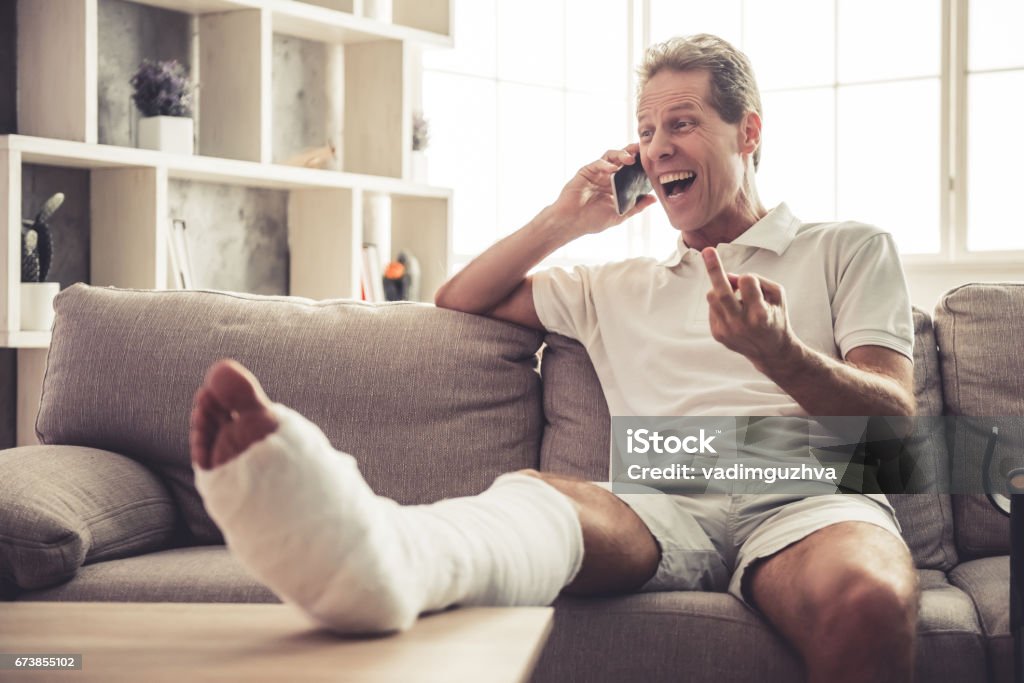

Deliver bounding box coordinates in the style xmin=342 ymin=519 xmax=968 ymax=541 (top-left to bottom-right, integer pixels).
xmin=20 ymin=193 xmax=64 ymax=331
xmin=130 ymin=59 xmax=195 ymax=155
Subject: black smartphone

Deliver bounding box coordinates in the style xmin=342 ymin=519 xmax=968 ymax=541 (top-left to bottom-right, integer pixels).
xmin=611 ymin=153 xmax=652 ymax=216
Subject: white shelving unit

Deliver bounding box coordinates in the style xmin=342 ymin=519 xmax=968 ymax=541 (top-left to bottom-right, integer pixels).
xmin=2 ymin=0 xmax=453 ymax=445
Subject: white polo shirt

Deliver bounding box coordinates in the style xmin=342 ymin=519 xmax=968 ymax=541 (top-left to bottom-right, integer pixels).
xmin=532 ymin=203 xmax=914 ymax=418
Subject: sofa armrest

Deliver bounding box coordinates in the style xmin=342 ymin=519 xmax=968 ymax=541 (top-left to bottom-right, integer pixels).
xmin=0 ymin=445 xmax=178 ymax=593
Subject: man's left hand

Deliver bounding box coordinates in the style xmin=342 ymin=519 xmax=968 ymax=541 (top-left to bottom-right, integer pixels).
xmin=702 ymin=247 xmax=795 ymax=372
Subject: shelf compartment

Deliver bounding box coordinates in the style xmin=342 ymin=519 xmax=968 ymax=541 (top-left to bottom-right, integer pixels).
xmin=96 ymin=0 xmax=194 ymax=149
xmin=168 ymin=179 xmax=290 ymax=294
xmin=344 ymin=40 xmax=408 ymax=178
xmin=289 ymin=188 xmax=360 ymax=300
xmin=271 ymin=34 xmax=343 ymax=168
xmin=392 ymin=0 xmax=451 ymax=40
xmin=199 ymin=9 xmax=272 ymax=163
xmin=390 ymin=194 xmax=451 ymax=303
xmin=17 ymin=0 xmax=98 ymax=143
xmin=92 ymin=167 xmax=167 ymax=289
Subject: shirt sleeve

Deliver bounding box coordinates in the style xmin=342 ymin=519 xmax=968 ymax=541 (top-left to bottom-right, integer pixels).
xmin=832 ymin=232 xmax=915 ymax=361
xmin=531 ymin=265 xmax=601 ymax=342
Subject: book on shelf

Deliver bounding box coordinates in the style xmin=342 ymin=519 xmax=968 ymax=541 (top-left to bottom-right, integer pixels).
xmin=361 ymin=243 xmax=386 ymax=302
xmin=168 ymin=219 xmax=195 ymax=289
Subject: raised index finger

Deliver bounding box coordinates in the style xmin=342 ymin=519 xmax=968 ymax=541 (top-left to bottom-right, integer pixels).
xmin=702 ymin=247 xmax=734 ymax=296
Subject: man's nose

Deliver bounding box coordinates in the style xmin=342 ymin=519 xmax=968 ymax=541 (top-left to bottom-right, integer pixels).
xmin=646 ymin=127 xmax=675 ymax=163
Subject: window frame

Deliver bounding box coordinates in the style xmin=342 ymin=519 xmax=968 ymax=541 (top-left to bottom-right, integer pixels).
xmin=435 ymin=0 xmax=1024 ymax=269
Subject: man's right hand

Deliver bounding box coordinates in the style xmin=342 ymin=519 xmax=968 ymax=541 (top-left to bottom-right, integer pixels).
xmin=548 ymin=143 xmax=657 ymax=237
xmin=434 ymin=143 xmax=656 ymax=329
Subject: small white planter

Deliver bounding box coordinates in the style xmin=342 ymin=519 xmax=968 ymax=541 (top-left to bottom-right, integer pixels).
xmin=364 ymin=0 xmax=392 ymax=22
xmin=138 ymin=116 xmax=194 ymax=155
xmin=411 ymin=150 xmax=428 ymax=183
xmin=20 ymin=282 xmax=60 ymax=332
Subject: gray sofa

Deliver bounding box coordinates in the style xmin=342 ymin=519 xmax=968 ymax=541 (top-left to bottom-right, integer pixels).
xmin=1 ymin=282 xmax=1021 ymax=682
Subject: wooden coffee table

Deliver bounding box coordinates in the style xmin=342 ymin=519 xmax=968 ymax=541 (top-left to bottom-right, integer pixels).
xmin=0 ymin=602 xmax=553 ymax=682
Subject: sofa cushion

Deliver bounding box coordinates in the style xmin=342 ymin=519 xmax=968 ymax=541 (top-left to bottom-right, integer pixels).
xmin=538 ymin=332 xmax=611 ymax=479
xmin=38 ymin=285 xmax=545 ymax=544
xmin=538 ymin=307 xmax=958 ymax=570
xmin=15 ymin=546 xmax=278 ymax=603
xmin=948 ymin=557 xmax=1013 ymax=683
xmin=886 ymin=308 xmax=957 ymax=570
xmin=0 ymin=445 xmax=178 ymax=593
xmin=532 ymin=570 xmax=984 ymax=683
xmin=934 ymin=283 xmax=1024 ymax=557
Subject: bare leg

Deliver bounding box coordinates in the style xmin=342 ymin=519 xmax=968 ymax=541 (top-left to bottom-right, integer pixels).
xmin=520 ymin=471 xmax=661 ymax=595
xmin=747 ymin=522 xmax=919 ymax=683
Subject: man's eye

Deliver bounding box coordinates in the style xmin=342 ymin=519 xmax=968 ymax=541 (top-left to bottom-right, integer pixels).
xmin=674 ymin=121 xmax=691 ymax=130
xmin=639 ymin=130 xmax=653 ymax=139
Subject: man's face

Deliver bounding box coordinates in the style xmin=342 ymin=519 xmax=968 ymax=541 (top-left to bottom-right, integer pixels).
xmin=636 ymin=69 xmax=756 ymax=234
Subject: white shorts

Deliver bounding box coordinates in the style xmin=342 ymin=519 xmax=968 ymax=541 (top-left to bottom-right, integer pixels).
xmin=595 ymin=487 xmax=904 ymax=606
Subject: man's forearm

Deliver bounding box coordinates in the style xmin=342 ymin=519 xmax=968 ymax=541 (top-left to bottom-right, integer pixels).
xmin=434 ymin=206 xmax=578 ymax=313
xmin=761 ymin=340 xmax=915 ymax=417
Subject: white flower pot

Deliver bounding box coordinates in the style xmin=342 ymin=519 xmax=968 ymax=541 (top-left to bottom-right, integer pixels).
xmin=364 ymin=0 xmax=392 ymax=22
xmin=411 ymin=150 xmax=428 ymax=184
xmin=138 ymin=116 xmax=194 ymax=155
xmin=20 ymin=282 xmax=60 ymax=332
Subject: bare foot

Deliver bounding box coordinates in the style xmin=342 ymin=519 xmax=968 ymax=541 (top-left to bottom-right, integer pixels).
xmin=190 ymin=359 xmax=280 ymax=470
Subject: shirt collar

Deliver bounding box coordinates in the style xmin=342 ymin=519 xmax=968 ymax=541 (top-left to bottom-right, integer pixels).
xmin=657 ymin=203 xmax=802 ymax=268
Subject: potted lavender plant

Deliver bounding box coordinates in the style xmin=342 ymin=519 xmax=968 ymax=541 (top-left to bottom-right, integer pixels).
xmin=130 ymin=59 xmax=195 ymax=155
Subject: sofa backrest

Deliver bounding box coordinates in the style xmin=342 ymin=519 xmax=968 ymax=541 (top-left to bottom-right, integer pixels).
xmin=538 ymin=306 xmax=958 ymax=571
xmin=37 ymin=285 xmax=546 ymax=544
xmin=935 ymin=283 xmax=1024 ymax=558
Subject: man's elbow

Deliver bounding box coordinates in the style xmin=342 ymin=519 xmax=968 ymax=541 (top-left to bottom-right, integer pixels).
xmin=897 ymin=392 xmax=917 ymax=418
xmin=884 ymin=390 xmax=916 ymax=419
xmin=434 ymin=283 xmax=477 ymax=314
xmin=433 ymin=284 xmax=452 ymax=309
xmin=434 ymin=283 xmax=458 ymax=310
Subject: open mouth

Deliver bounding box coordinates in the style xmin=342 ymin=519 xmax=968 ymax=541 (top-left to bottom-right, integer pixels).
xmin=659 ymin=171 xmax=697 ymax=198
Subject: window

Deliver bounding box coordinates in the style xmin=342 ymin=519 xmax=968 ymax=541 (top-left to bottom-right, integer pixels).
xmin=423 ymin=0 xmax=1023 ymax=272
xmin=424 ymin=0 xmax=641 ymax=270
xmin=966 ymin=0 xmax=1024 ymax=252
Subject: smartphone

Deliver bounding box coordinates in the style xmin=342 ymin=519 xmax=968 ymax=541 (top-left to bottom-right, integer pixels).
xmin=611 ymin=153 xmax=653 ymax=215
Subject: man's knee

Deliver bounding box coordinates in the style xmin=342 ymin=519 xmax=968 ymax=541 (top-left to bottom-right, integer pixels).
xmin=513 ymin=469 xmax=660 ymax=595
xmin=754 ymin=522 xmax=918 ymax=651
xmin=806 ymin=556 xmax=919 ymax=653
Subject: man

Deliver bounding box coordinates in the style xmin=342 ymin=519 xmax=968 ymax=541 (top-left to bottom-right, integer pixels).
xmin=191 ymin=35 xmax=919 ymax=683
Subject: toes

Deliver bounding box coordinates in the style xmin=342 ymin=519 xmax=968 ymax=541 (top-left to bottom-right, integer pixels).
xmin=203 ymin=359 xmax=272 ymax=414
xmin=190 ymin=385 xmax=233 ymax=470
xmin=192 ymin=359 xmax=280 ymax=471
xmin=190 ymin=410 xmax=212 ymax=471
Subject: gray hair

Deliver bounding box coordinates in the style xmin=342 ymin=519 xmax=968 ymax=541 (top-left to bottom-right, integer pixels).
xmin=637 ymin=34 xmax=762 ymax=170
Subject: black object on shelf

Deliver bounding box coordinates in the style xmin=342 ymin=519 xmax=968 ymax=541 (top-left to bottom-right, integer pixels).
xmin=383 ymin=251 xmax=419 ymax=302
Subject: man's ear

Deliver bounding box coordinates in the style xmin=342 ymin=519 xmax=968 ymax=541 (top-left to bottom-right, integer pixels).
xmin=739 ymin=110 xmax=762 ymax=159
